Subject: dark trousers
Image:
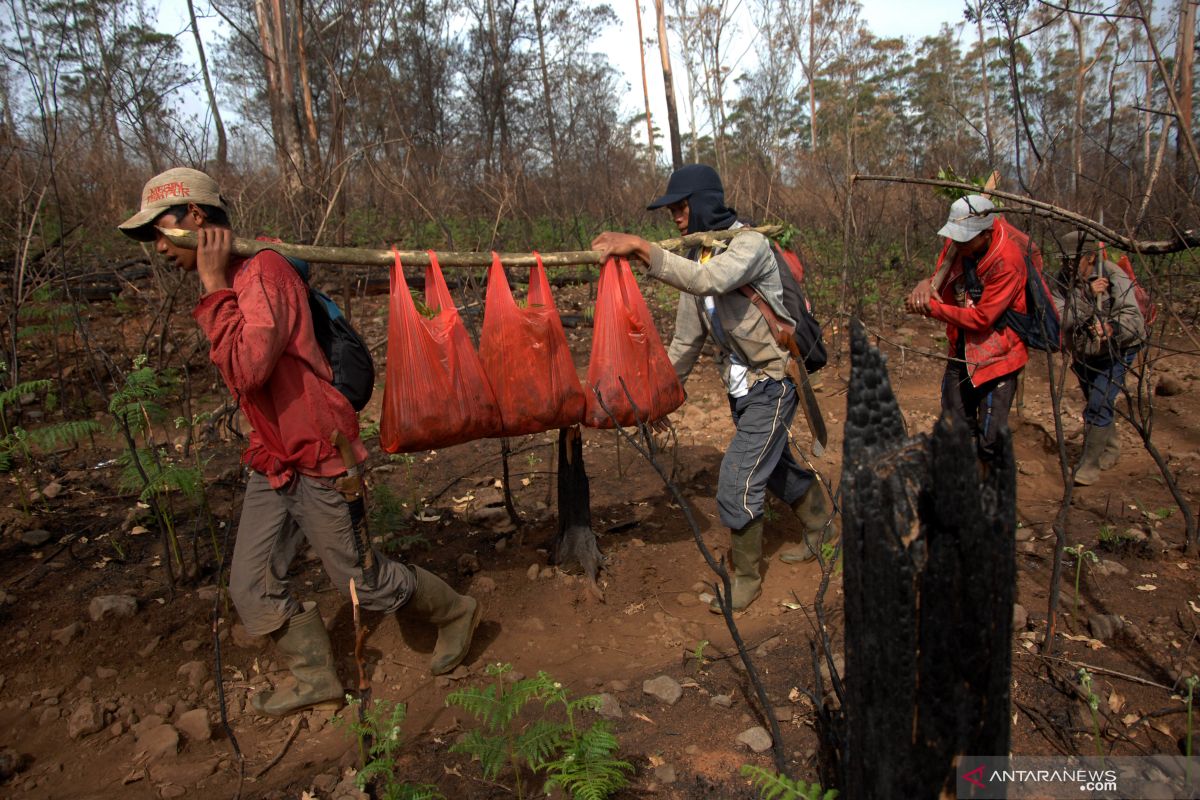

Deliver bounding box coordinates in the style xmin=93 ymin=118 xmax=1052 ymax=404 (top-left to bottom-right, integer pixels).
xmin=717 ymin=377 xmax=814 ymax=530
xmin=940 ymin=362 xmax=1020 ymax=464
xmin=1072 ymin=350 xmax=1136 ymax=427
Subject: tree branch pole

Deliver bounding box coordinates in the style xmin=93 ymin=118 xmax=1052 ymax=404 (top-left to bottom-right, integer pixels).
xmin=850 ymin=174 xmax=1198 ymax=254
xmin=157 ymin=225 xmax=783 ymax=268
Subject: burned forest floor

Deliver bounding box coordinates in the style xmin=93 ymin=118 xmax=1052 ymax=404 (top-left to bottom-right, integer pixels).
xmin=0 ymin=271 xmax=1198 ymax=800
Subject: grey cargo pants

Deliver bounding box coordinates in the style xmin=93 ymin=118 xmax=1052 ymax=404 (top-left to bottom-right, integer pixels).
xmin=717 ymin=377 xmax=815 ymax=531
xmin=229 ymin=471 xmax=416 ymax=637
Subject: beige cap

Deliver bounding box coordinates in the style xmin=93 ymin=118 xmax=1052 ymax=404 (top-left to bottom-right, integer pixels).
xmin=118 ymin=168 xmax=229 ymax=241
xmin=1060 ymin=230 xmax=1102 ymax=257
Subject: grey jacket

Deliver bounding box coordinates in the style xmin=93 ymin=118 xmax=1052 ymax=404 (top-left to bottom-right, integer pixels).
xmin=646 ymin=230 xmax=793 ymax=391
xmin=1053 ymin=259 xmax=1147 ymax=358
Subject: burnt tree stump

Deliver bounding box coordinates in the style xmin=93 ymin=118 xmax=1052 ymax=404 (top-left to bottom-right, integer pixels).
xmin=839 ymin=320 xmax=1015 ymax=799
xmin=552 ymin=425 xmax=602 ymax=595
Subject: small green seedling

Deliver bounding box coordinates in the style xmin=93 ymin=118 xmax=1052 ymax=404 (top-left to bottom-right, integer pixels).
xmin=1064 ymin=544 xmax=1098 ymax=617
xmin=1078 ymin=668 xmax=1104 ymax=757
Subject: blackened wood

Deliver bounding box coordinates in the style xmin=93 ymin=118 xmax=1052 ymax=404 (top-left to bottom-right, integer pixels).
xmin=840 ymin=319 xmax=1014 ymax=799
xmin=552 ymin=425 xmax=601 ymax=583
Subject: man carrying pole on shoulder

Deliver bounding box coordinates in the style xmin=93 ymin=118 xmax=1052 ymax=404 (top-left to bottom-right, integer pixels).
xmin=592 ymin=164 xmax=833 ymax=615
xmin=119 ymin=168 xmax=482 ymax=716
xmin=906 ymin=194 xmax=1029 ymax=468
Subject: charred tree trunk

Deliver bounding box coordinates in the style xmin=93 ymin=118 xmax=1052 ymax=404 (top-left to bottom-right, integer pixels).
xmin=835 ymin=320 xmax=1015 ymax=798
xmin=553 ymin=425 xmax=602 ymax=595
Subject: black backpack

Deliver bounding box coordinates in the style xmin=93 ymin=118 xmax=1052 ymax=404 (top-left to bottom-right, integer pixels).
xmin=993 ymin=230 xmax=1062 ymax=352
xmin=283 ymin=255 xmax=376 ymax=411
xmin=769 ymin=243 xmax=828 ymax=373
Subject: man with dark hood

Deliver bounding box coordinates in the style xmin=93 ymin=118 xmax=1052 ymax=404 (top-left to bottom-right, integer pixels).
xmin=592 ymin=164 xmax=832 ymax=614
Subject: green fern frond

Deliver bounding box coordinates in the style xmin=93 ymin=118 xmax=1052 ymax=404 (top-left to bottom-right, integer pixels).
xmin=382 ymin=784 xmax=444 ymax=800
xmin=27 ymin=419 xmax=100 ymax=451
xmin=0 ymin=379 xmax=53 ymax=413
xmin=450 ymin=729 xmax=507 ymax=780
xmin=446 ymin=684 xmax=508 ymax=730
xmin=542 ymin=720 xmax=632 ymax=800
xmin=516 ymin=719 xmax=565 ymax=770
xmin=740 ymin=765 xmax=839 ymax=800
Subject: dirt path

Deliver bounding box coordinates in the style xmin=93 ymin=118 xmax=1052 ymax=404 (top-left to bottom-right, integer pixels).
xmin=1 ymin=299 xmax=1198 ymax=799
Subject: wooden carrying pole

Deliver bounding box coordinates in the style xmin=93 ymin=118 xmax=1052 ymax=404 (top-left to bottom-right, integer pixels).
xmin=157 ymin=225 xmax=783 ymax=268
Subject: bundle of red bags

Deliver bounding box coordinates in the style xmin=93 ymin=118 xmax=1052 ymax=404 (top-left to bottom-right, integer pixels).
xmin=478 ymin=253 xmax=586 ymax=436
xmin=380 ymin=251 xmax=501 ymax=453
xmin=584 ymin=257 xmax=684 ymax=428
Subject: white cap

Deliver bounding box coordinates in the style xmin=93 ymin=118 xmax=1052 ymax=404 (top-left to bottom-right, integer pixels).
xmin=937 ymin=195 xmax=996 ymax=242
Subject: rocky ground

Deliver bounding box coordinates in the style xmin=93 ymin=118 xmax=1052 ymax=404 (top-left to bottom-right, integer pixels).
xmin=0 ymin=280 xmax=1198 ymax=799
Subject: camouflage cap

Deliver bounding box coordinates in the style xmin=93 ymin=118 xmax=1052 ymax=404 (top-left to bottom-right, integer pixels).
xmin=1060 ymin=230 xmax=1102 ymax=257
xmin=118 ymin=168 xmax=229 ymax=241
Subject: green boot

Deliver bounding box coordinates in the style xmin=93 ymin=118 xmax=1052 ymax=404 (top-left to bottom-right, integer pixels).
xmin=1098 ymin=422 xmax=1121 ymax=471
xmin=251 ymin=602 xmax=343 ymax=716
xmin=399 ymin=566 xmax=482 ymax=675
xmin=780 ymin=483 xmax=834 ymax=563
xmin=1074 ymin=425 xmax=1107 ymax=486
xmin=709 ymin=518 xmax=764 ymax=614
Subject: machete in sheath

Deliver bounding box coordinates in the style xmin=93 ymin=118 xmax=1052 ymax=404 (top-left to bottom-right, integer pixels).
xmin=738 ymin=285 xmax=828 ymax=457
xmin=332 ymin=431 xmax=378 ymax=588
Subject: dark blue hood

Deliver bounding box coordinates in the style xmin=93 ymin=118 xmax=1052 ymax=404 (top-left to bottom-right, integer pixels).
xmin=646 ymin=164 xmax=738 ymax=233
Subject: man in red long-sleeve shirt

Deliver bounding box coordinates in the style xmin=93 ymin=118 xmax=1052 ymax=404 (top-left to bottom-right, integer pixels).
xmin=119 ymin=168 xmax=481 ymax=716
xmin=906 ymin=195 xmax=1029 ymax=465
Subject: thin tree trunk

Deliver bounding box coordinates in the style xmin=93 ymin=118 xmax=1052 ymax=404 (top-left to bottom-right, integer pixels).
xmin=809 ymin=8 xmax=816 ymax=150
xmin=186 ymin=0 xmax=227 ymax=169
xmin=655 ymin=0 xmax=683 ymax=170
xmin=294 ymin=0 xmax=322 ymax=172
xmin=977 ymin=2 xmax=994 ymax=166
xmin=1071 ymin=12 xmax=1086 ymax=207
xmin=533 ymin=0 xmax=562 ymax=177
xmin=1173 ymin=0 xmax=1195 ymax=189
xmin=634 ymin=0 xmax=656 ymax=166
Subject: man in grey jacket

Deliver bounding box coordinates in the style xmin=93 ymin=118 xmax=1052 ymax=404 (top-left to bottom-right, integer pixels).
xmin=592 ymin=164 xmax=831 ymax=613
xmin=1053 ymin=231 xmax=1147 ymax=485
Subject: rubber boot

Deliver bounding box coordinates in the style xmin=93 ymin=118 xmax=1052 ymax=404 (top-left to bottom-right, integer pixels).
xmin=398 ymin=566 xmax=482 ymax=675
xmin=1098 ymin=422 xmax=1121 ymax=471
xmin=709 ymin=519 xmax=763 ymax=614
xmin=1074 ymin=425 xmax=1106 ymax=486
xmin=779 ymin=483 xmax=834 ymax=563
xmin=251 ymin=602 xmax=343 ymax=716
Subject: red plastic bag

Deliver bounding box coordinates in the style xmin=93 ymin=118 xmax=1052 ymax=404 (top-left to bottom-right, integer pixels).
xmin=381 ymin=251 xmax=502 ymax=452
xmin=478 ymin=252 xmax=585 ymax=436
xmin=584 ymin=257 xmax=685 ymax=428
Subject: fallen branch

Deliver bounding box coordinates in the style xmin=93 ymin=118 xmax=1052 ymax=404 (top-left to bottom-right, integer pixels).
xmin=850 ymin=174 xmax=1198 ymax=254
xmin=1016 ymin=650 xmax=1174 ymax=691
xmin=251 ymin=716 xmax=304 ymax=780
xmin=157 ymin=225 xmax=783 ymax=268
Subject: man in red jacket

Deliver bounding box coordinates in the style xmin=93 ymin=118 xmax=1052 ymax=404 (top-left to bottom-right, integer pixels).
xmin=906 ymin=195 xmax=1029 ymax=465
xmin=119 ymin=168 xmax=481 ymax=716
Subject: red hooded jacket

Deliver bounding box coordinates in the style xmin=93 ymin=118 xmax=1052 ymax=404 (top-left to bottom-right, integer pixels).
xmin=192 ymin=250 xmax=367 ymax=488
xmin=927 ymin=217 xmax=1031 ymax=386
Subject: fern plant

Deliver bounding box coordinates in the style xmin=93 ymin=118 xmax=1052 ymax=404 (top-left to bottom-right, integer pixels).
xmin=446 ymin=663 xmax=632 ymax=800
xmin=334 ymin=696 xmax=444 ymax=800
xmin=108 ymin=355 xmax=202 ymax=578
xmin=741 ymin=765 xmax=839 ymax=800
xmin=0 ymin=368 xmax=99 ymax=508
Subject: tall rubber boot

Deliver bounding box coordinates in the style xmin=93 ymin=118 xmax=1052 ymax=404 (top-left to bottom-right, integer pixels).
xmin=251 ymin=602 xmax=343 ymax=716
xmin=398 ymin=566 xmax=482 ymax=675
xmin=780 ymin=482 xmax=834 ymax=563
xmin=1074 ymin=425 xmax=1106 ymax=486
xmin=1098 ymin=422 xmax=1121 ymax=471
xmin=709 ymin=518 xmax=764 ymax=614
